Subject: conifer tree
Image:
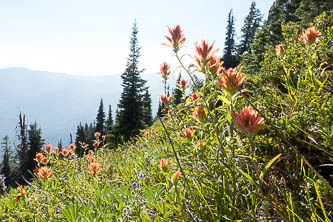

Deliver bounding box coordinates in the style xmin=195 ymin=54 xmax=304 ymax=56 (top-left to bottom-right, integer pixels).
xmin=117 ymin=21 xmax=147 ymax=140
xmin=1 ymin=136 xmax=12 ymax=185
xmin=16 ymin=112 xmax=28 ymax=176
xmin=237 ymin=2 xmax=262 ymax=55
xmin=57 ymin=139 xmax=63 ymax=150
xmin=142 ymin=89 xmax=153 ymax=126
xmin=25 ymin=122 xmax=44 ymax=180
xmin=173 ymin=74 xmax=182 ymax=106
xmin=106 ymin=105 xmax=113 ymax=127
xmin=95 ymin=99 xmax=106 ymax=135
xmin=75 ymin=123 xmax=86 ymax=156
xmin=223 ymin=10 xmax=239 ymax=68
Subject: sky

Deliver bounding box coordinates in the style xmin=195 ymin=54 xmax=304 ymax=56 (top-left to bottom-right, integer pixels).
xmin=0 ymin=0 xmax=275 ymax=76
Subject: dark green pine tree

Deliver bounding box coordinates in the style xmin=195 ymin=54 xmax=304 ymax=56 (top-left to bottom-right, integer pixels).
xmin=173 ymin=73 xmax=182 ymax=106
xmin=237 ymin=2 xmax=262 ymax=55
xmin=156 ymin=101 xmax=163 ymax=118
xmin=95 ymin=99 xmax=106 ymax=135
xmin=25 ymin=122 xmax=44 ymax=180
xmin=75 ymin=123 xmax=87 ymax=156
xmin=106 ymin=105 xmax=113 ymax=128
xmin=117 ymin=21 xmax=147 ymax=140
xmin=1 ymin=136 xmax=12 ymax=185
xmin=57 ymin=139 xmax=63 ymax=150
xmin=16 ymin=112 xmax=28 ymax=181
xmin=222 ymin=10 xmax=239 ymax=68
xmin=142 ymin=89 xmax=153 ymax=126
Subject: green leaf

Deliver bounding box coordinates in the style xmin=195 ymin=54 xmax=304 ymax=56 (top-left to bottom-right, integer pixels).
xmin=259 ymin=154 xmax=281 ymax=180
xmin=218 ymin=95 xmax=230 ymax=105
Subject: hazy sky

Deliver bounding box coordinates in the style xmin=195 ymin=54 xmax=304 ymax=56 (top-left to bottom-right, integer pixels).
xmin=0 ymin=0 xmax=275 ymax=76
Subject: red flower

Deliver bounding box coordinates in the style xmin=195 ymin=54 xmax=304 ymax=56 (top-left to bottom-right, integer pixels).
xmin=88 ymin=150 xmax=94 ymax=155
xmin=191 ymin=93 xmax=200 ymax=102
xmin=301 ymin=26 xmax=320 ymax=44
xmin=41 ymin=157 xmax=49 ymax=165
xmin=88 ymin=162 xmax=102 ymax=175
xmin=93 ymin=141 xmax=100 ymax=148
xmin=87 ymin=156 xmax=96 ymax=163
xmin=192 ymin=106 xmax=207 ymax=122
xmin=176 ymin=78 xmax=188 ymax=90
xmin=232 ymin=106 xmax=265 ymax=138
xmin=218 ymin=67 xmax=246 ymax=98
xmin=275 ymin=44 xmax=284 ymax=56
xmin=163 ymin=25 xmax=186 ymax=52
xmin=194 ymin=40 xmax=219 ymax=68
xmin=94 ymin=132 xmax=101 ymax=138
xmin=61 ymin=149 xmax=70 ymax=156
xmin=159 ymin=62 xmax=171 ymax=79
xmin=171 ymin=169 xmax=181 ymax=184
xmin=44 ymin=144 xmax=52 ymax=153
xmin=159 ymin=158 xmax=170 ymax=172
xmin=181 ymin=128 xmax=195 ymax=139
xmin=54 ymin=147 xmax=59 ymax=154
xmin=160 ymin=94 xmax=171 ymax=105
xmin=36 ymin=167 xmax=53 ymax=181
xmin=34 ymin=153 xmax=44 ymax=163
xmin=208 ymin=56 xmax=223 ymax=74
xmin=15 ymin=185 xmax=26 ymax=201
xmin=69 ymin=144 xmax=76 ymax=150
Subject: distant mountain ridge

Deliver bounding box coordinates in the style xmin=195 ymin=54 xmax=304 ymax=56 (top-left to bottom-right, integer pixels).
xmin=0 ymin=67 xmax=166 ymax=147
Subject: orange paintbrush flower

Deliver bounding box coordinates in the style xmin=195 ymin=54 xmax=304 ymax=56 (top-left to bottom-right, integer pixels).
xmin=61 ymin=149 xmax=70 ymax=156
xmin=159 ymin=158 xmax=170 ymax=171
xmin=176 ymin=78 xmax=188 ymax=90
xmin=194 ymin=40 xmax=219 ymax=68
xmin=93 ymin=140 xmax=100 ymax=148
xmin=34 ymin=153 xmax=44 ymax=163
xmin=88 ymin=150 xmax=94 ymax=155
xmin=218 ymin=67 xmax=246 ymax=98
xmin=232 ymin=106 xmax=265 ymax=138
xmin=54 ymin=147 xmax=59 ymax=154
xmin=69 ymin=144 xmax=76 ymax=150
xmin=159 ymin=62 xmax=171 ymax=79
xmin=163 ymin=25 xmax=186 ymax=52
xmin=94 ymin=132 xmax=101 ymax=138
xmin=160 ymin=94 xmax=171 ymax=105
xmin=15 ymin=185 xmax=26 ymax=201
xmin=191 ymin=93 xmax=200 ymax=102
xmin=171 ymin=169 xmax=181 ymax=184
xmin=86 ymin=155 xmax=96 ymax=163
xmin=192 ymin=106 xmax=207 ymax=123
xmin=275 ymin=44 xmax=284 ymax=56
xmin=301 ymin=26 xmax=320 ymax=44
xmin=88 ymin=162 xmax=102 ymax=175
xmin=36 ymin=167 xmax=53 ymax=182
xmin=41 ymin=157 xmax=49 ymax=165
xmin=181 ymin=128 xmax=195 ymax=139
xmin=44 ymin=144 xmax=52 ymax=153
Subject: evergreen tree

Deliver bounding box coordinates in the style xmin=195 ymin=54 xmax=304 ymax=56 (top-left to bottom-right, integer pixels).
xmin=156 ymin=101 xmax=163 ymax=118
xmin=25 ymin=122 xmax=44 ymax=180
xmin=95 ymin=99 xmax=106 ymax=135
xmin=1 ymin=136 xmax=12 ymax=185
xmin=106 ymin=105 xmax=113 ymax=127
xmin=75 ymin=123 xmax=87 ymax=156
xmin=237 ymin=2 xmax=262 ymax=55
xmin=117 ymin=21 xmax=147 ymax=140
xmin=57 ymin=139 xmax=63 ymax=150
xmin=142 ymin=89 xmax=153 ymax=126
xmin=223 ymin=10 xmax=239 ymax=68
xmin=173 ymin=74 xmax=183 ymax=106
xmin=16 ymin=112 xmax=28 ymax=177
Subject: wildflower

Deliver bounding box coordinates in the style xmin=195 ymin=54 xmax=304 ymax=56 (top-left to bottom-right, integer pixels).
xmin=93 ymin=140 xmax=100 ymax=148
xmin=191 ymin=93 xmax=200 ymax=102
xmin=54 ymin=147 xmax=59 ymax=154
xmin=218 ymin=67 xmax=246 ymax=98
xmin=15 ymin=185 xmax=26 ymax=201
xmin=194 ymin=40 xmax=219 ymax=68
xmin=68 ymin=149 xmax=74 ymax=155
xmin=163 ymin=25 xmax=186 ymax=52
xmin=275 ymin=44 xmax=284 ymax=56
xmin=197 ymin=141 xmax=205 ymax=148
xmin=61 ymin=149 xmax=70 ymax=156
xmin=181 ymin=128 xmax=195 ymax=139
xmin=44 ymin=144 xmax=52 ymax=153
xmin=102 ymin=135 xmax=106 ymax=141
xmin=34 ymin=153 xmax=44 ymax=162
xmin=301 ymin=26 xmax=320 ymax=44
xmin=139 ymin=171 xmax=147 ymax=178
xmin=232 ymin=106 xmax=265 ymax=139
xmin=176 ymin=78 xmax=188 ymax=90
xmin=192 ymin=106 xmax=207 ymax=123
xmin=0 ymin=174 xmax=6 ymax=190
xmin=87 ymin=156 xmax=96 ymax=163
xmin=144 ymin=132 xmax=149 ymax=136
xmin=69 ymin=144 xmax=76 ymax=150
xmin=159 ymin=62 xmax=171 ymax=79
xmin=208 ymin=56 xmax=223 ymax=74
xmin=41 ymin=157 xmax=49 ymax=165
xmin=131 ymin=179 xmax=137 ymax=187
xmin=171 ymin=169 xmax=181 ymax=184
xmin=160 ymin=94 xmax=171 ymax=105
xmin=94 ymin=132 xmax=101 ymax=138
xmin=159 ymin=158 xmax=170 ymax=172
xmin=151 ymin=128 xmax=155 ymax=134
xmin=88 ymin=150 xmax=94 ymax=155
xmin=88 ymin=162 xmax=102 ymax=175
xmin=36 ymin=167 xmax=53 ymax=181
xmin=139 ymin=129 xmax=145 ymax=133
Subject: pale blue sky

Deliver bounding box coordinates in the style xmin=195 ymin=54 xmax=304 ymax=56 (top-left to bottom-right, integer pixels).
xmin=0 ymin=0 xmax=275 ymax=75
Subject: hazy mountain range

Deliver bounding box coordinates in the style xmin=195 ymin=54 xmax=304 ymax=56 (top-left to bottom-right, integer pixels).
xmin=0 ymin=67 xmax=171 ymax=148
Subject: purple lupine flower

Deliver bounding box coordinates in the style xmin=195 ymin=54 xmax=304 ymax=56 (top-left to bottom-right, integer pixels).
xmin=139 ymin=171 xmax=146 ymax=178
xmin=0 ymin=174 xmax=6 ymax=189
xmin=131 ymin=179 xmax=137 ymax=187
